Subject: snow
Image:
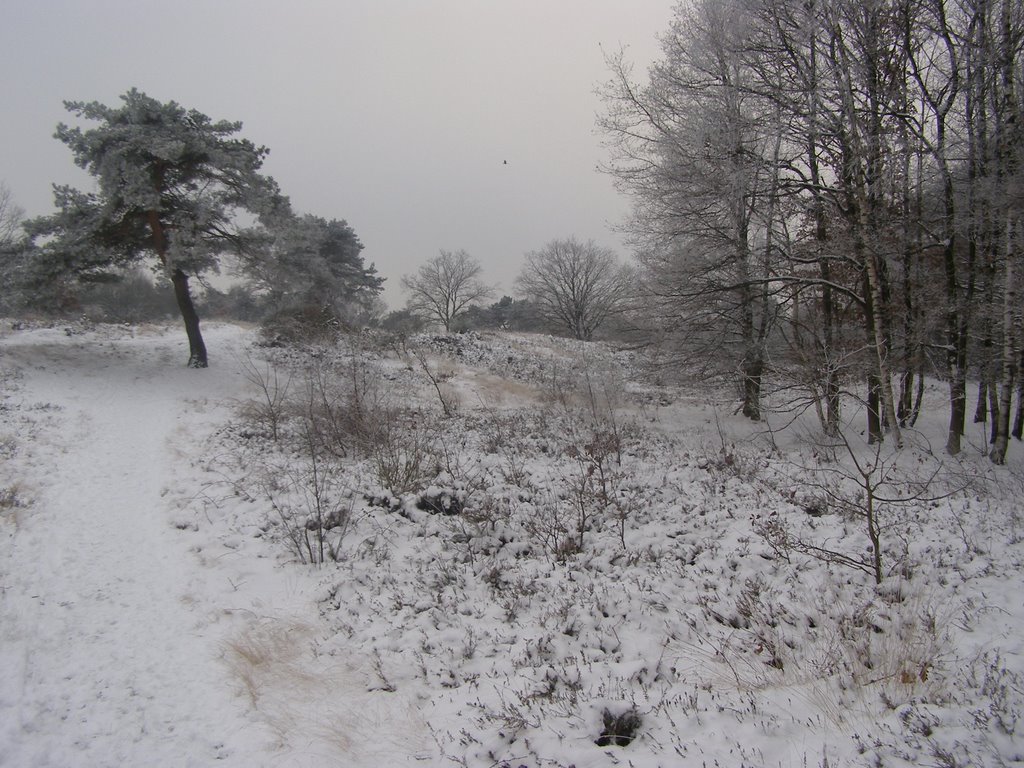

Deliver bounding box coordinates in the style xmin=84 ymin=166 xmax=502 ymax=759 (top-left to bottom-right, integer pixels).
xmin=0 ymin=324 xmax=430 ymax=767
xmin=1 ymin=320 xmax=1023 ymax=767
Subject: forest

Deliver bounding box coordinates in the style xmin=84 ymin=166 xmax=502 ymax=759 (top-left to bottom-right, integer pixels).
xmin=599 ymin=0 xmax=1024 ymax=463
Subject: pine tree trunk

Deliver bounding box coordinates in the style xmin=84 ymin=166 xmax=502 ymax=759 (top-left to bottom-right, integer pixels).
xmin=147 ymin=210 xmax=208 ymax=368
xmin=171 ymin=269 xmax=208 ymax=368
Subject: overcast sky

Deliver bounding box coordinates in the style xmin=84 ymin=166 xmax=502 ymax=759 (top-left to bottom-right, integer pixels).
xmin=1 ymin=0 xmax=674 ymax=308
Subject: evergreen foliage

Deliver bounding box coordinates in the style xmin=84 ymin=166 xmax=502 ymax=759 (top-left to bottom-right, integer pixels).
xmin=240 ymin=212 xmax=383 ymax=321
xmin=26 ymin=88 xmax=287 ymax=367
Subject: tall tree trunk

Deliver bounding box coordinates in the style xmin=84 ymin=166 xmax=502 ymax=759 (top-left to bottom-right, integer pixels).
xmin=744 ymin=114 xmax=784 ymax=425
xmin=991 ymin=221 xmax=1017 ymax=463
xmin=736 ymin=202 xmax=761 ymax=421
xmin=821 ymin=267 xmax=841 ymax=436
xmin=862 ymin=263 xmax=883 ymax=444
xmin=806 ymin=7 xmax=840 ymax=436
xmin=171 ymin=268 xmax=208 ymax=369
xmin=861 ymin=247 xmax=900 ymax=445
xmin=898 ymin=370 xmax=914 ymax=426
xmin=147 ymin=210 xmax=208 ymax=368
xmin=989 ymin=379 xmax=1000 ymax=443
xmin=742 ymin=357 xmax=763 ymax=421
xmin=1007 ymin=348 xmax=1024 ymax=438
xmin=988 ymin=0 xmax=1021 ymax=463
xmin=1013 ymin=345 xmax=1024 ymax=439
xmin=866 ymin=374 xmax=883 ymax=444
xmin=829 ymin=6 xmax=901 ymax=447
xmin=901 ymin=0 xmax=966 ymax=454
xmin=975 ymin=379 xmax=990 ymax=424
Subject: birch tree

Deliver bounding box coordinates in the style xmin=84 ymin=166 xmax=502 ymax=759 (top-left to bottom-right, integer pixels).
xmin=600 ymin=0 xmax=786 ymax=420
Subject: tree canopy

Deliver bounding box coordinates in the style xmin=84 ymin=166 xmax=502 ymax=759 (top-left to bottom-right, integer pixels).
xmin=600 ymin=0 xmax=1024 ymax=456
xmin=240 ymin=212 xmax=383 ymax=322
xmin=402 ymin=249 xmax=493 ymax=332
xmin=516 ymin=237 xmax=629 ymax=341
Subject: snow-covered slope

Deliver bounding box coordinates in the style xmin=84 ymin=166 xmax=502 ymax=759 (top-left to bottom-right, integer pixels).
xmin=1 ymin=321 xmax=1022 ymax=767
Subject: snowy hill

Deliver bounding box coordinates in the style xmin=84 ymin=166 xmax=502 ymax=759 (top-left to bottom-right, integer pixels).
xmin=1 ymin=321 xmax=1022 ymax=767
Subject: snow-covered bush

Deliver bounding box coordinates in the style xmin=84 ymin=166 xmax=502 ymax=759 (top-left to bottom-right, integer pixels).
xmin=371 ymin=414 xmax=438 ymax=497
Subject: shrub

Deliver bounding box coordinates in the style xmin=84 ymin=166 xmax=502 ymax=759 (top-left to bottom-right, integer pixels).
xmin=372 ymin=415 xmax=437 ymax=496
xmin=259 ymin=304 xmax=345 ymax=346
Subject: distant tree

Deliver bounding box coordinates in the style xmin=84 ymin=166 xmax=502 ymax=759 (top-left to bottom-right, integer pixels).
xmin=455 ymin=295 xmax=548 ymax=333
xmin=515 ymin=237 xmax=629 ymax=341
xmin=200 ymin=284 xmax=266 ymax=322
xmin=380 ymin=308 xmax=427 ymax=336
xmin=402 ymin=249 xmax=493 ymax=331
xmin=78 ymin=268 xmax=179 ymax=323
xmin=0 ymin=182 xmax=25 ymax=249
xmin=27 ymin=89 xmax=286 ymax=367
xmin=502 ymin=297 xmax=549 ymax=332
xmin=0 ymin=182 xmax=31 ymax=314
xmin=240 ymin=213 xmax=383 ymax=321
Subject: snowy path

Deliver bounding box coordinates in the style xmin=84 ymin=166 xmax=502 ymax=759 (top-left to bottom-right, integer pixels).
xmin=0 ymin=324 xmax=436 ymax=768
xmin=0 ymin=327 xmax=289 ymax=766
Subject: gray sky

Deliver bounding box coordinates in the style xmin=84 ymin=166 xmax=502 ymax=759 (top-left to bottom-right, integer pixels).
xmin=1 ymin=0 xmax=673 ymax=308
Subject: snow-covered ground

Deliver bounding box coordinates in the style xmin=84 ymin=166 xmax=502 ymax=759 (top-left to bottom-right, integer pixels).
xmin=0 ymin=323 xmax=431 ymax=767
xmin=1 ymin=321 xmax=1022 ymax=767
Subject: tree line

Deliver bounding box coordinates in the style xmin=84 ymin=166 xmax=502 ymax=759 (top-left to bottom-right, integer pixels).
xmin=6 ymin=0 xmax=1019 ymax=464
xmin=0 ymin=89 xmax=636 ymax=361
xmin=599 ymin=0 xmax=1023 ymax=461
xmin=396 ymin=239 xmax=633 ymax=339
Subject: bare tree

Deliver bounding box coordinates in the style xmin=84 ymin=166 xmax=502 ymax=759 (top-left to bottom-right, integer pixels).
xmin=515 ymin=237 xmax=629 ymax=341
xmin=0 ymin=182 xmax=25 ymax=249
xmin=0 ymin=183 xmax=30 ymax=314
xmin=600 ymin=0 xmax=1023 ymax=452
xmin=600 ymin=0 xmax=786 ymax=419
xmin=402 ymin=249 xmax=493 ymax=331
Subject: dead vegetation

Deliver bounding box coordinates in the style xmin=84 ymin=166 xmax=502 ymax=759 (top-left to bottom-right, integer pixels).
xmin=199 ymin=327 xmax=1024 ymax=767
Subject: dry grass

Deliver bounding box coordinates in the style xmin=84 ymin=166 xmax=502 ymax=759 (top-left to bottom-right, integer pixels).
xmin=667 ymin=583 xmax=953 ymax=730
xmin=456 ymin=369 xmax=547 ymax=407
xmin=222 ymin=617 xmax=319 ymax=708
xmin=0 ymin=482 xmax=28 ymax=528
xmin=222 ymin=616 xmax=433 ymax=763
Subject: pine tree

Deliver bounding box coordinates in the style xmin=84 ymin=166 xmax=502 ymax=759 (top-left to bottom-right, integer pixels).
xmin=241 ymin=213 xmax=383 ymax=321
xmin=28 ymin=89 xmax=286 ymax=367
